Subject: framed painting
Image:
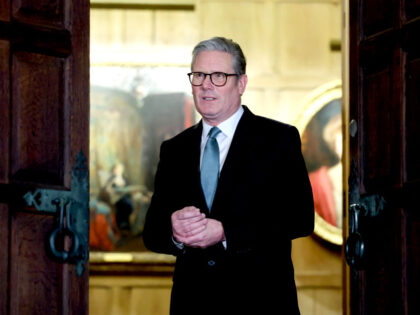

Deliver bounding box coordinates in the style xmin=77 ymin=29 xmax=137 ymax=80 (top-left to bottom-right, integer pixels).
xmin=89 ymin=65 xmax=195 ymax=271
xmin=296 ymin=80 xmax=343 ymax=246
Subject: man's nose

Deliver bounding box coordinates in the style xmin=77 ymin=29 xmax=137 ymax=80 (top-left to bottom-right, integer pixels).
xmin=202 ymin=74 xmax=214 ymax=89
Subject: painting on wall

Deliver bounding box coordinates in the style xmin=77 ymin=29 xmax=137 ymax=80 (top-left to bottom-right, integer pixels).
xmin=296 ymin=80 xmax=343 ymax=246
xmin=89 ymin=66 xmax=195 ymax=259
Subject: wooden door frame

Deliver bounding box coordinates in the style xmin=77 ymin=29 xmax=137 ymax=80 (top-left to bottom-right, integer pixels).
xmin=342 ymin=0 xmax=351 ymax=313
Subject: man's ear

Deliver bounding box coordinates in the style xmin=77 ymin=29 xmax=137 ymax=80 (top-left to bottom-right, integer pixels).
xmin=238 ymin=74 xmax=248 ymax=95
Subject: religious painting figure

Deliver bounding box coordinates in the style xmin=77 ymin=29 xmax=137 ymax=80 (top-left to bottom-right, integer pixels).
xmin=302 ymin=99 xmax=342 ymax=228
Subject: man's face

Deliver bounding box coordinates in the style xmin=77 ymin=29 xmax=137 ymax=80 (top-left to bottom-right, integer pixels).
xmin=191 ymin=50 xmax=247 ymax=126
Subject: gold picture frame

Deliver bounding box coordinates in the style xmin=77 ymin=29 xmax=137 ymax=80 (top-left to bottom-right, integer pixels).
xmin=295 ymin=80 xmax=343 ymax=246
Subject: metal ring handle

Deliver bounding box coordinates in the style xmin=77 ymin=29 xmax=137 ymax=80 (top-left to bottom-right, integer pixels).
xmin=48 ymin=198 xmax=80 ymax=262
xmin=49 ymin=226 xmax=80 ymax=262
xmin=346 ymin=203 xmax=367 ymax=269
xmin=345 ymin=232 xmax=365 ymax=269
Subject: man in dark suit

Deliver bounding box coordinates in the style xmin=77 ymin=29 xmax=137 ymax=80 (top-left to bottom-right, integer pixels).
xmin=143 ymin=37 xmax=314 ymax=315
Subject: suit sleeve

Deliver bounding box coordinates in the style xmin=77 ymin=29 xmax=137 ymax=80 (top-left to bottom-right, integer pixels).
xmin=222 ymin=125 xmax=314 ymax=255
xmin=142 ymin=141 xmax=182 ymax=256
xmin=282 ymin=126 xmax=315 ymax=239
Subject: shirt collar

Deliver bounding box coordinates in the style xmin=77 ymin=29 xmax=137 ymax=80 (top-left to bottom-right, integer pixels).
xmin=202 ymin=106 xmax=244 ymax=139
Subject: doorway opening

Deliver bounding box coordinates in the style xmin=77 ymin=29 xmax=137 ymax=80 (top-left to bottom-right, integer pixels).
xmin=88 ymin=1 xmax=346 ymax=314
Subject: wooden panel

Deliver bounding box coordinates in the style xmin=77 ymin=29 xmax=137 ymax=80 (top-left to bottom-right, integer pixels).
xmin=313 ymin=288 xmax=342 ymax=315
xmin=200 ymin=1 xmax=269 ymax=76
xmin=130 ymin=287 xmax=171 ymax=315
xmin=0 ymin=204 xmax=9 ymax=315
xmin=90 ymin=276 xmax=172 ymax=315
xmin=0 ymin=0 xmax=10 ymax=21
xmin=405 ymin=37 xmax=420 ymax=314
xmin=91 ymin=9 xmax=154 ymax=47
xmin=361 ymin=208 xmax=407 ymax=315
xmin=284 ymin=237 xmax=342 ymax=314
xmin=90 ymin=273 xmax=343 ymax=315
xmin=276 ymin=2 xmax=340 ymax=76
xmin=89 ymin=287 xmax=114 ymax=315
xmin=155 ymin=10 xmax=198 ymax=46
xmin=360 ymin=32 xmax=395 ymax=75
xmin=407 ymin=214 xmax=420 ymax=314
xmin=405 ymin=0 xmax=420 ymax=21
xmin=11 ymin=51 xmax=70 ymax=187
xmin=405 ymin=57 xmax=420 ymax=182
xmin=0 ymin=44 xmax=9 ymax=315
xmin=362 ymin=68 xmax=402 ymax=190
xmin=363 ymin=0 xmax=393 ymax=37
xmin=124 ymin=10 xmax=153 ymax=45
xmin=62 ymin=0 xmax=90 ymax=311
xmin=0 ymin=40 xmax=10 ymax=183
xmin=10 ymin=212 xmax=60 ymax=315
xmin=12 ymin=0 xmax=68 ymax=29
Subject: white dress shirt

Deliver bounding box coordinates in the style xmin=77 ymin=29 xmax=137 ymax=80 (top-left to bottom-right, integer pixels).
xmin=200 ymin=105 xmax=244 ymax=170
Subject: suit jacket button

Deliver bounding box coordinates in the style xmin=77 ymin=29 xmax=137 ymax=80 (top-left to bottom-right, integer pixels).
xmin=208 ymin=260 xmax=215 ymax=266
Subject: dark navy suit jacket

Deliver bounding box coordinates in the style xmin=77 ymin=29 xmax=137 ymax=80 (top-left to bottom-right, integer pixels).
xmin=143 ymin=106 xmax=314 ymax=315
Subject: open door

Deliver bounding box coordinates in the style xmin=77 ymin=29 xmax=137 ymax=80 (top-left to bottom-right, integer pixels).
xmin=347 ymin=0 xmax=420 ymax=313
xmin=0 ymin=0 xmax=89 ymax=314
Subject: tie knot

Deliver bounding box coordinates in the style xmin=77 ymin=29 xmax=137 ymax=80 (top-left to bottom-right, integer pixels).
xmin=208 ymin=127 xmax=221 ymax=139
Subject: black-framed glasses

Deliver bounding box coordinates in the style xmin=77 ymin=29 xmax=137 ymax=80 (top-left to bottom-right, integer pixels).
xmin=187 ymin=72 xmax=238 ymax=87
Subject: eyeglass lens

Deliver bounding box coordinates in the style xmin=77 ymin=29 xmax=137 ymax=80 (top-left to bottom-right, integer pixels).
xmin=190 ymin=72 xmax=227 ymax=86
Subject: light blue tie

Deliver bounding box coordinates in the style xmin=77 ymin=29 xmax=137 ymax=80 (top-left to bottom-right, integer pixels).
xmin=201 ymin=127 xmax=222 ymax=211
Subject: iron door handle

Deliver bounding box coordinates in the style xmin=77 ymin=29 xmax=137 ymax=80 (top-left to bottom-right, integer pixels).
xmin=345 ymin=203 xmax=366 ymax=269
xmin=23 ymin=152 xmax=89 ymax=276
xmin=48 ymin=198 xmax=80 ymax=263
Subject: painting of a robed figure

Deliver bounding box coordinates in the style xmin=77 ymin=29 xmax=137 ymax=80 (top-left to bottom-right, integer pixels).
xmin=302 ymin=99 xmax=342 ymax=229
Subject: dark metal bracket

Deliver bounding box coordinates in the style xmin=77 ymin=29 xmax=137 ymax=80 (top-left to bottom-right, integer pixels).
xmin=345 ymin=159 xmax=386 ymax=270
xmin=23 ymin=151 xmax=89 ymax=276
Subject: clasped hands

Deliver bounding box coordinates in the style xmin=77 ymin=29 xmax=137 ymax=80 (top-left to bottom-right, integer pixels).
xmin=171 ymin=206 xmax=225 ymax=249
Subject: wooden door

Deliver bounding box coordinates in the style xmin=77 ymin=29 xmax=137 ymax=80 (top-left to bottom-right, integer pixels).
xmin=348 ymin=0 xmax=420 ymax=314
xmin=0 ymin=0 xmax=89 ymax=314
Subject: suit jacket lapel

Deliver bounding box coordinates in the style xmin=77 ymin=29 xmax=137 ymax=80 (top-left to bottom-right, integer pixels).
xmin=189 ymin=121 xmax=202 ymax=174
xmin=211 ymin=107 xmax=255 ymax=214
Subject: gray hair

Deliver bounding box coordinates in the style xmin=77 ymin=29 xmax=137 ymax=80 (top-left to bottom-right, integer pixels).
xmin=191 ymin=37 xmax=246 ymax=76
